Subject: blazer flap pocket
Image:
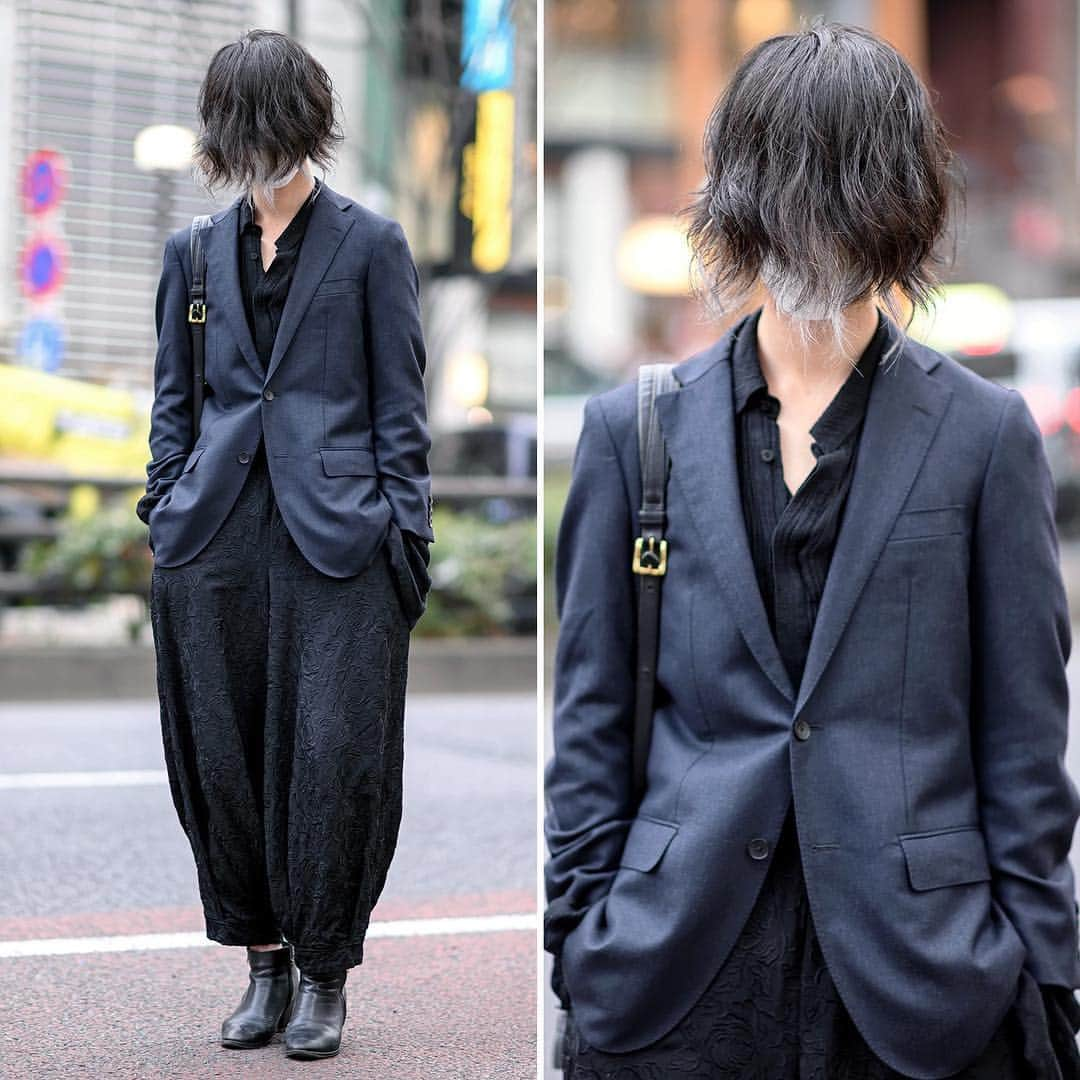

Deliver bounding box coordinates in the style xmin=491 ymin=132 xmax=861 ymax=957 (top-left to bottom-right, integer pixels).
xmin=320 ymin=446 xmax=377 ymax=477
xmin=619 ymin=817 xmax=678 ymax=873
xmin=181 ymin=446 xmax=207 ymax=474
xmin=888 ymin=504 xmax=966 ymax=542
xmin=898 ymin=826 xmax=991 ymax=891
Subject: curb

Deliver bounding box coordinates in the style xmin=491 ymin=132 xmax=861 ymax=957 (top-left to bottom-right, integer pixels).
xmin=0 ymin=637 xmax=536 ymax=702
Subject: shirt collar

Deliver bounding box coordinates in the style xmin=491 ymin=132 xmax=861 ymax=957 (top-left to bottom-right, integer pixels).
xmin=731 ymin=305 xmax=768 ymax=414
xmin=238 ymin=176 xmax=322 ymax=251
xmin=731 ymin=304 xmax=888 ymax=452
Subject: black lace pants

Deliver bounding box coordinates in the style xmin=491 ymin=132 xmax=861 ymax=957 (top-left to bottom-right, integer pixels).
xmin=148 ymin=440 xmax=410 ymax=976
xmin=561 ymin=806 xmax=1072 ymax=1080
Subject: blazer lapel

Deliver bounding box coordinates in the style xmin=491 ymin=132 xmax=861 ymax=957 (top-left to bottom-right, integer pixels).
xmin=792 ymin=323 xmax=951 ymax=719
xmin=206 ymin=196 xmax=263 ymax=381
xmin=262 ymin=184 xmax=355 ymax=387
xmin=654 ymin=323 xmax=797 ymax=705
xmin=655 ymin=315 xmax=952 ymax=716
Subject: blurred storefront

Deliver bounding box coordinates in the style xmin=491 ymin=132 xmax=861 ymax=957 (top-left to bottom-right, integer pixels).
xmin=0 ymin=0 xmax=537 ymax=640
xmin=0 ymin=0 xmax=536 ymax=473
xmin=544 ymin=0 xmax=1080 ymax=473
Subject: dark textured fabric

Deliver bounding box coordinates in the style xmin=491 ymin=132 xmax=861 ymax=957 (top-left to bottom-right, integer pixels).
xmin=149 ymin=439 xmax=410 ymax=976
xmin=732 ymin=305 xmax=882 ymax=691
xmin=237 ymin=178 xmax=430 ymax=595
xmin=237 ymin=178 xmax=321 ymax=372
xmin=552 ymin=310 xmax=1080 ymax=1077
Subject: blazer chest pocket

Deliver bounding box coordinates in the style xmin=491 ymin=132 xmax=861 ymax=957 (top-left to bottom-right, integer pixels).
xmin=619 ymin=817 xmax=678 ymax=873
xmin=898 ymin=825 xmax=991 ymax=891
xmin=887 ymin=504 xmax=966 ymax=543
xmin=313 ymin=277 xmax=362 ymax=299
xmin=320 ymin=446 xmax=377 ymax=477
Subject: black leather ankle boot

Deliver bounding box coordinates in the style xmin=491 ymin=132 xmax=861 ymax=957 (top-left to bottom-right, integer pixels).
xmin=220 ymin=944 xmax=298 ymax=1049
xmin=283 ymin=970 xmax=348 ymax=1059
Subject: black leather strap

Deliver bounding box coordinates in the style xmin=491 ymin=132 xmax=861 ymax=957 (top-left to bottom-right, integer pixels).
xmin=188 ymin=214 xmax=213 ymax=442
xmin=632 ymin=362 xmax=677 ymax=800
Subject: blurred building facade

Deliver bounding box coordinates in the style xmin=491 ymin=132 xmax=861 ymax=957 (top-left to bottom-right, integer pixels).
xmin=0 ymin=0 xmax=536 ymax=461
xmin=544 ymin=0 xmax=1080 ymax=406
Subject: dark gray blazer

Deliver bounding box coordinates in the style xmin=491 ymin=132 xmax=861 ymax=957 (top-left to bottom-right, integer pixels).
xmin=545 ymin=312 xmax=1080 ymax=1079
xmin=139 ymin=182 xmax=434 ymax=579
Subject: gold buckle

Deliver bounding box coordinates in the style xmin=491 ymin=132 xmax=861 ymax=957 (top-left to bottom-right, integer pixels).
xmin=632 ymin=536 xmax=667 ymax=576
xmin=188 ymin=301 xmax=206 ymax=324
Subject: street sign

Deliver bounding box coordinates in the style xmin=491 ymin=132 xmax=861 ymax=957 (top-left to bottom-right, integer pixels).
xmin=21 ymin=149 xmax=68 ymax=215
xmin=21 ymin=236 xmax=66 ymax=299
xmin=18 ymin=318 xmax=65 ymax=373
xmin=461 ymin=0 xmax=515 ymax=92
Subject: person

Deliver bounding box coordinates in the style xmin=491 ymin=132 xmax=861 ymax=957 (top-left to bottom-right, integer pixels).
xmin=135 ymin=29 xmax=433 ymax=1061
xmin=545 ymin=20 xmax=1080 ymax=1080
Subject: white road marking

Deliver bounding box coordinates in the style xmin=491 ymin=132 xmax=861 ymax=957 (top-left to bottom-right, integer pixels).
xmin=0 ymin=913 xmax=537 ymax=959
xmin=0 ymin=770 xmax=168 ymax=790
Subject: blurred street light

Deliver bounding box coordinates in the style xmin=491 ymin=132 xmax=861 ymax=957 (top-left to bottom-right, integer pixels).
xmin=133 ymin=123 xmax=197 ymax=265
xmin=132 ymin=124 xmax=196 ymax=173
xmin=616 ymin=215 xmax=692 ymax=297
xmin=446 ymin=349 xmax=490 ymax=411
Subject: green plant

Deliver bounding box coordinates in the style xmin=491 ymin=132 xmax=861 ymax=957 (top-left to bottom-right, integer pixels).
xmin=17 ymin=499 xmax=537 ymax=638
xmin=19 ymin=499 xmax=152 ymax=597
xmin=416 ymin=506 xmax=536 ymax=637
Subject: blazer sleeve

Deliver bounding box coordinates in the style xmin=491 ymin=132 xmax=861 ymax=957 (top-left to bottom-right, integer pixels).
xmin=365 ymin=220 xmax=434 ymax=543
xmin=135 ymin=234 xmax=195 ymax=529
xmin=544 ymin=394 xmax=638 ymax=963
xmin=970 ymin=386 xmax=1080 ymax=989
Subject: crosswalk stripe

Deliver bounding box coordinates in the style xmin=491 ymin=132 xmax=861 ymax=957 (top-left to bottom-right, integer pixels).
xmin=0 ymin=913 xmax=537 ymax=958
xmin=0 ymin=770 xmax=168 ymax=790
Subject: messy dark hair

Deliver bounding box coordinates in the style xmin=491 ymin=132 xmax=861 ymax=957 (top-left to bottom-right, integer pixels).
xmin=684 ymin=18 xmax=964 ymax=365
xmin=193 ymin=29 xmax=344 ymax=198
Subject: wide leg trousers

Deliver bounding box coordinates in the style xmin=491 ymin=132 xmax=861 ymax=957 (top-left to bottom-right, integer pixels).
xmin=148 ymin=439 xmax=410 ymax=976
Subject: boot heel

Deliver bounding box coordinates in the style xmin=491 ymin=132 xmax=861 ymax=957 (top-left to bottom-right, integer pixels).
xmin=277 ymin=997 xmax=295 ymax=1032
xmin=276 ymin=962 xmax=299 ymax=1031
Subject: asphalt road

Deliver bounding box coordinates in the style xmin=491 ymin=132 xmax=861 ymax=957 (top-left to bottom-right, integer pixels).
xmin=0 ymin=693 xmax=538 ymax=1079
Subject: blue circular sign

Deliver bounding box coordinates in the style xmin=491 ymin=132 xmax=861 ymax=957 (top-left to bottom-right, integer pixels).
xmin=22 ymin=150 xmax=67 ymax=214
xmin=19 ymin=318 xmax=65 ymax=372
xmin=21 ymin=238 xmax=65 ymax=297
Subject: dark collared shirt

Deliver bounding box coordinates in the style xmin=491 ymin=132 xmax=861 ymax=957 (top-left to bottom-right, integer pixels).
xmin=238 ymin=177 xmax=322 ymax=371
xmin=732 ymin=305 xmax=885 ymax=692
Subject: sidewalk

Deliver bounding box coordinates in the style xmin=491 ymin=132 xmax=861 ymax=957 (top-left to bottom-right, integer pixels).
xmin=0 ymin=598 xmax=535 ymax=699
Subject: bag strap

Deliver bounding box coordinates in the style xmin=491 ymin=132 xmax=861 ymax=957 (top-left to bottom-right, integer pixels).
xmin=188 ymin=213 xmax=213 ymax=443
xmin=632 ymin=362 xmax=677 ymax=800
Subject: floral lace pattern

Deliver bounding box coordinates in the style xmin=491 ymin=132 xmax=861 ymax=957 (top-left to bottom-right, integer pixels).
xmin=561 ymin=806 xmax=1078 ymax=1080
xmin=149 ymin=439 xmax=410 ymax=976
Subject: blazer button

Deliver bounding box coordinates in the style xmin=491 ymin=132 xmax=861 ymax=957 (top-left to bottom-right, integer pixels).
xmin=747 ymin=838 xmax=770 ymax=860
xmin=237 ymin=451 xmax=251 ymax=464
xmin=760 ymin=448 xmax=776 ymax=463
xmin=793 ymin=719 xmax=812 ymax=741
xmin=263 ymin=388 xmax=275 ymax=400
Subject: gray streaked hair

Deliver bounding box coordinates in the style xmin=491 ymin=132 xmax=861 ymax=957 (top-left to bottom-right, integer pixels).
xmin=684 ymin=17 xmax=964 ymax=369
xmin=192 ymin=29 xmax=343 ymax=209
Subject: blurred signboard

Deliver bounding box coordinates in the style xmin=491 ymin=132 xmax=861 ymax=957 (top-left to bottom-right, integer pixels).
xmin=18 ymin=148 xmax=70 ymax=375
xmin=456 ymin=0 xmax=515 ymax=274
xmin=461 ymin=90 xmax=515 ymax=273
xmin=461 ymin=0 xmax=515 ymax=92
xmin=0 ymin=362 xmax=147 ymax=479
